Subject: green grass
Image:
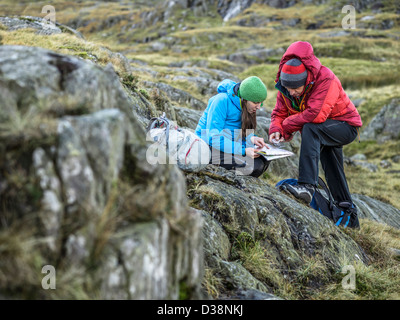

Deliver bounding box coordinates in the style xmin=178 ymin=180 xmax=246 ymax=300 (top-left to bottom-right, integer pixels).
xmin=231 ymin=231 xmax=299 ymax=298
xmin=344 ymin=140 xmax=400 ymax=160
xmin=314 ymin=220 xmax=400 ymax=299
xmin=344 ymin=159 xmax=400 ymax=209
xmin=230 ymin=220 xmax=400 ymax=300
xmin=240 ymin=57 xmax=400 ymax=104
xmin=230 ymin=219 xmax=400 ymax=299
xmin=319 ymin=57 xmax=400 ymax=89
xmin=202 ymin=268 xmax=224 ymax=299
xmin=346 ymin=84 xmax=400 ymax=128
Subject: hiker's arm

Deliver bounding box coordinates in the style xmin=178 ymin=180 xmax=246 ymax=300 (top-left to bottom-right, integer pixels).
xmin=310 ymin=78 xmax=340 ymax=124
xmin=281 ymin=77 xmax=338 ymax=139
xmin=244 ymin=131 xmax=257 ymax=148
xmin=205 ymin=96 xmax=246 ymax=156
xmin=251 ymin=136 xmax=268 ymax=148
xmin=270 ymin=92 xmax=288 ymax=137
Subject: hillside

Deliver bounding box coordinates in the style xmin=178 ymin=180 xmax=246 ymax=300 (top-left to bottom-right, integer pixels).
xmin=0 ymin=0 xmax=400 ymax=301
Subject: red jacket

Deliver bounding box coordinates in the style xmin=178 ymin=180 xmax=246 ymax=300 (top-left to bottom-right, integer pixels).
xmin=270 ymin=41 xmax=362 ymax=140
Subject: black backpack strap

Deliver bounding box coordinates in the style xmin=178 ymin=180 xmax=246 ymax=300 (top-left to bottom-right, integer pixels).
xmin=146 ymin=117 xmax=159 ymax=132
xmin=317 ymin=177 xmax=335 ymax=210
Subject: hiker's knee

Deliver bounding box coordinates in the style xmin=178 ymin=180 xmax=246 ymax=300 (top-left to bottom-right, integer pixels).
xmin=301 ymin=123 xmax=322 ymax=140
xmin=250 ymin=158 xmax=270 ymax=178
xmin=302 ymin=122 xmax=317 ymax=133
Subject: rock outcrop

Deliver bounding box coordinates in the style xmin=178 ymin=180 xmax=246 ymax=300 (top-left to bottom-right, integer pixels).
xmin=0 ymin=45 xmax=203 ymax=299
xmin=219 ymin=45 xmax=285 ymax=66
xmin=1 ymin=22 xmax=400 ymax=300
xmin=353 ymin=194 xmax=400 ymax=229
xmin=0 ymin=16 xmax=84 ymax=38
xmin=361 ymin=98 xmax=400 ymax=143
xmin=187 ymin=165 xmax=368 ymax=298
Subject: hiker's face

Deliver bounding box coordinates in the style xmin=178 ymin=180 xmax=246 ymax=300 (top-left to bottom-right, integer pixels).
xmin=286 ymin=85 xmax=305 ymax=98
xmin=246 ymin=101 xmax=262 ymax=114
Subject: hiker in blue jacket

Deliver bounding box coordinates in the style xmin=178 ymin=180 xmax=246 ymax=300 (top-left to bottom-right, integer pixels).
xmin=195 ymin=76 xmax=270 ymax=177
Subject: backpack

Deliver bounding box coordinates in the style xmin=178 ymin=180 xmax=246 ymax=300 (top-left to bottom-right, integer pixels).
xmin=146 ymin=113 xmax=211 ymax=172
xmin=275 ymin=177 xmax=353 ymax=228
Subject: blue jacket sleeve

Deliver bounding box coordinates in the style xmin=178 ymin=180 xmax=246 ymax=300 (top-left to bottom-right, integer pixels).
xmin=244 ymin=133 xmax=255 ymax=150
xmin=200 ymin=95 xmax=246 ymax=156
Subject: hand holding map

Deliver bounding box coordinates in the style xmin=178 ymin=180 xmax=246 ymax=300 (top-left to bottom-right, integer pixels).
xmin=255 ymin=144 xmax=295 ymax=161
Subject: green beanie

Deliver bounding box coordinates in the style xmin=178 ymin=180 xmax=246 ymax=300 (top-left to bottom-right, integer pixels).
xmin=238 ymin=76 xmax=267 ymax=103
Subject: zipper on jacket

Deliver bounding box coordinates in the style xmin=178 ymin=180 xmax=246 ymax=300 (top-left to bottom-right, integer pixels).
xmin=275 ymin=80 xmax=313 ymax=113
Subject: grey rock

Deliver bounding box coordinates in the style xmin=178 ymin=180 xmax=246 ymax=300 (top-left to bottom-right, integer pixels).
xmin=0 ymin=15 xmax=62 ymax=35
xmin=256 ymin=109 xmax=271 ymax=118
xmin=101 ymin=220 xmax=171 ymax=299
xmin=317 ymin=30 xmax=350 ymax=38
xmin=351 ymin=154 xmax=367 ymax=161
xmin=202 ymin=211 xmax=231 ymax=262
xmin=0 ymin=46 xmax=139 ymax=125
xmin=392 ymin=155 xmax=400 ymax=163
xmin=174 ymin=105 xmax=204 ymax=129
xmin=217 ymin=259 xmax=270 ymax=293
xmin=361 ymin=98 xmax=400 ymax=142
xmin=218 ymin=0 xmax=298 ymax=22
xmin=163 ymin=0 xmax=297 ymax=23
xmin=346 ymin=154 xmax=378 ymax=172
xmin=236 ymin=13 xmax=277 ymax=27
xmin=130 ymin=66 xmax=159 ymax=79
xmin=352 ymin=98 xmax=365 ymax=108
xmin=371 ymin=3 xmax=385 ymax=13
xmin=186 ymin=165 xmax=368 ymax=270
xmin=281 ymin=18 xmax=301 ymax=27
xmin=337 ymin=0 xmax=380 ymax=12
xmin=101 ymin=209 xmax=204 ymax=300
xmin=155 ymin=67 xmax=239 ymax=99
xmin=57 ymin=109 xmax=126 ymax=216
xmin=353 ymin=194 xmax=400 ymax=229
xmin=360 ymin=15 xmax=375 ymax=22
xmin=359 ymin=19 xmax=394 ymax=30
xmin=380 ymin=160 xmax=392 ymax=169
xmin=0 ymin=45 xmax=203 ymax=300
xmin=32 ymin=148 xmax=63 ymax=252
xmin=173 ymin=75 xmax=219 ymax=97
xmin=230 ymin=289 xmax=283 ymax=300
xmin=65 ymin=234 xmax=89 ymax=265
xmin=352 ymin=161 xmax=379 ymax=172
xmin=142 ymin=81 xmax=207 ymax=111
xmin=148 ymin=41 xmax=166 ymax=52
xmin=220 ymin=46 xmax=285 ymax=66
xmin=390 ymin=248 xmax=400 ymax=258
xmin=0 ymin=15 xmax=84 ymax=38
xmin=262 ymin=0 xmax=297 ymax=8
xmin=219 ymin=0 xmax=253 ymax=22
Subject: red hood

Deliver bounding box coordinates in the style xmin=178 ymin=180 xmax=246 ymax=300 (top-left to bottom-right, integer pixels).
xmin=275 ymin=41 xmax=322 ymax=84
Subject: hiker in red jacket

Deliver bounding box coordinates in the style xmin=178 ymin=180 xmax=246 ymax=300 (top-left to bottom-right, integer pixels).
xmin=269 ymin=41 xmax=362 ymax=228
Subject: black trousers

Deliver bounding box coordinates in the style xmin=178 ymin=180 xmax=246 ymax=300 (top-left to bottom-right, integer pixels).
xmin=298 ymin=120 xmax=358 ymax=204
xmin=209 ymin=147 xmax=270 ymax=178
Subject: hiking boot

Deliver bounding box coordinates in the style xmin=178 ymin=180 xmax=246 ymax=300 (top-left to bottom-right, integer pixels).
xmin=285 ymin=183 xmax=314 ymax=203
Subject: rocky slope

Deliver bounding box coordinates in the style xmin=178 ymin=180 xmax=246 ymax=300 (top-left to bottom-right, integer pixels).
xmin=1 ymin=2 xmax=400 ymax=300
xmin=0 ymin=44 xmax=203 ymax=299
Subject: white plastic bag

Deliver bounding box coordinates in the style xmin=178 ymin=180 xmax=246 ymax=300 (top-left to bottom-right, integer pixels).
xmin=147 ymin=115 xmax=211 ymax=172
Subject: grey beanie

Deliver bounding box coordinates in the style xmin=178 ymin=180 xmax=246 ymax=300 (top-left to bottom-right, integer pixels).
xmin=280 ymin=58 xmax=308 ymax=89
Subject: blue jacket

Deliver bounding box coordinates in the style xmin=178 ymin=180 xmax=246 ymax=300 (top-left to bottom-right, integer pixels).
xmin=195 ymin=79 xmax=255 ymax=155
